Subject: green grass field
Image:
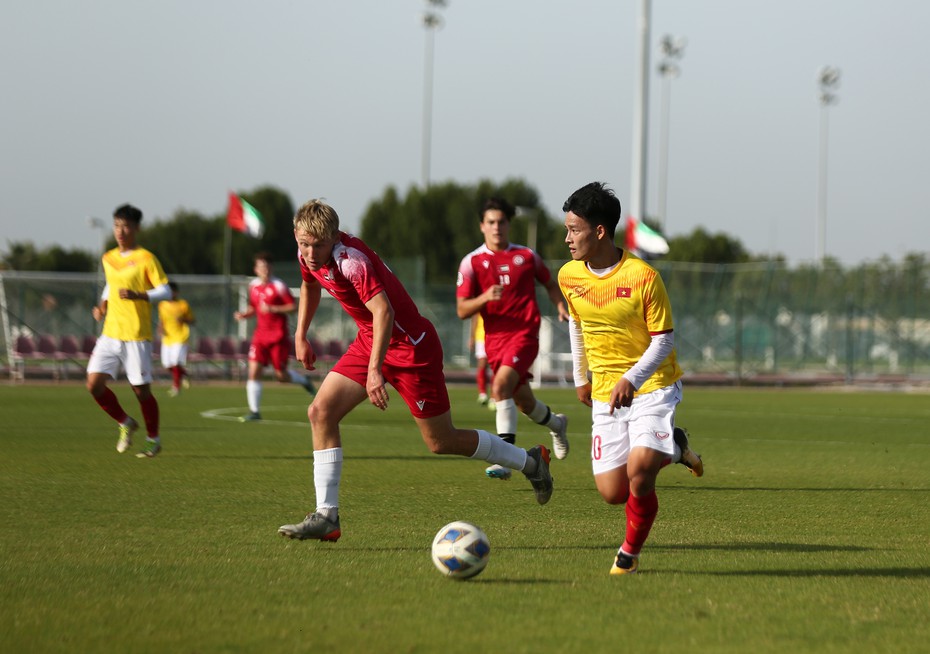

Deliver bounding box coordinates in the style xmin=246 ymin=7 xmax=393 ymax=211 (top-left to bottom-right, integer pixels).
xmin=2 ymin=381 xmax=929 ymax=653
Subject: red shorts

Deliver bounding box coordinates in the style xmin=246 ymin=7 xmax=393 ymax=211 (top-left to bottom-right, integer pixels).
xmin=249 ymin=337 xmax=291 ymax=372
xmin=486 ymin=333 xmax=538 ymax=388
xmin=331 ymin=324 xmax=450 ymax=419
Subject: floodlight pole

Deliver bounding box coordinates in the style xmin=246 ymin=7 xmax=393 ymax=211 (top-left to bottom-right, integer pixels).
xmin=816 ymin=66 xmax=840 ymax=265
xmin=656 ymin=35 xmax=685 ymax=232
xmin=87 ymin=217 xmax=107 ymax=288
xmin=629 ymin=0 xmax=651 ymax=224
xmin=421 ymin=1 xmax=447 ymax=189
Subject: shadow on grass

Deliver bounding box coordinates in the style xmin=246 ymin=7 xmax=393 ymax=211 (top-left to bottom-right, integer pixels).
xmin=663 ymin=485 xmax=930 ymax=493
xmin=689 ymin=567 xmax=930 ymax=578
xmin=651 ymin=542 xmax=872 ymax=553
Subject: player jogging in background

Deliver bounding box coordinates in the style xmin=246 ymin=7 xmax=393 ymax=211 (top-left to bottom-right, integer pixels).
xmin=233 ymin=252 xmax=316 ymax=421
xmin=277 ymin=199 xmax=553 ymax=543
xmin=558 ymin=182 xmax=704 ymax=576
xmin=158 ymin=281 xmax=195 ymax=397
xmin=470 ymin=313 xmax=493 ymax=409
xmin=456 ymin=197 xmax=571 ymax=481
xmin=86 ymin=204 xmax=171 ymax=458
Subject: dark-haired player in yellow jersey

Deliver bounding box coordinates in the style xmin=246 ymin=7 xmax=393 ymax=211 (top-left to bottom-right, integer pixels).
xmin=87 ymin=204 xmax=171 ymax=458
xmin=558 ymin=182 xmax=703 ymax=576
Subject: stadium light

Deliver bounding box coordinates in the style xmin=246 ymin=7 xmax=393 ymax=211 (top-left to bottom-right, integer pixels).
xmin=656 ymin=34 xmax=686 ymax=232
xmin=816 ymin=66 xmax=840 ymax=265
xmin=421 ymin=0 xmax=448 ymax=189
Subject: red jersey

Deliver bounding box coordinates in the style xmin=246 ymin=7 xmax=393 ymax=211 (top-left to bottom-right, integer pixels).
xmin=298 ymin=232 xmax=433 ymax=351
xmin=248 ymin=276 xmax=294 ymax=344
xmin=456 ymin=243 xmax=551 ymax=341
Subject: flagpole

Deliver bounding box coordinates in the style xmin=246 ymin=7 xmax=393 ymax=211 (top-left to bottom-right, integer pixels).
xmin=223 ymin=222 xmax=232 ymax=336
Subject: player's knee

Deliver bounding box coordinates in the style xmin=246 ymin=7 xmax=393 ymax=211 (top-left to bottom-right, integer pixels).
xmin=307 ymin=400 xmax=337 ymax=428
xmin=423 ymin=437 xmax=446 ymax=455
xmin=628 ymin=476 xmax=656 ymax=498
xmin=600 ymin=489 xmax=629 ymax=505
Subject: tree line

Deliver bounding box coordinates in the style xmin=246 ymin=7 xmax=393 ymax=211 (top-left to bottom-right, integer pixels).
xmin=1 ymin=179 xmax=924 ymax=292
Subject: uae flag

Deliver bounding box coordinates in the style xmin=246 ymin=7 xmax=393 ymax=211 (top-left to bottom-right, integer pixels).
xmin=625 ymin=215 xmax=669 ymax=258
xmin=227 ymin=193 xmax=265 ymax=238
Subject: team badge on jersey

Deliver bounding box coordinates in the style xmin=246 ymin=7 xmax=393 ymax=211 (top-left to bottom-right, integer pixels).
xmin=513 ymin=255 xmax=525 ymax=266
xmin=617 ymin=287 xmax=632 ymax=298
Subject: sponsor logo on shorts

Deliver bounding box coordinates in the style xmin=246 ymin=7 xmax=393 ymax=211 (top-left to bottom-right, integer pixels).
xmin=655 ymin=431 xmax=670 ymax=440
xmin=416 ymin=400 xmax=426 ymax=411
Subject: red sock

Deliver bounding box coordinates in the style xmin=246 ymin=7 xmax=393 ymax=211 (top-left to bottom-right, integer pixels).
xmin=621 ymin=490 xmax=659 ymax=556
xmin=94 ymin=387 xmax=128 ymax=423
xmin=139 ymin=394 xmax=160 ymax=438
xmin=171 ymin=366 xmax=182 ymax=388
xmin=477 ymin=363 xmax=488 ymax=395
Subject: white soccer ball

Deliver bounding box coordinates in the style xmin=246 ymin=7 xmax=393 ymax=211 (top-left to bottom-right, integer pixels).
xmin=431 ymin=521 xmax=491 ymax=580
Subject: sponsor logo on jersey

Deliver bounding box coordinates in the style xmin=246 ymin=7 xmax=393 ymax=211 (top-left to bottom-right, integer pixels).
xmin=416 ymin=400 xmax=426 ymax=410
xmin=573 ymin=285 xmax=588 ymax=297
xmin=616 ymin=287 xmax=632 ymax=298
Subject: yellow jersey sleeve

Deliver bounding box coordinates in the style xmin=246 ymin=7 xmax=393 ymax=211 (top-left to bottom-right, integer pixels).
xmin=558 ymin=251 xmax=682 ymax=402
xmin=101 ymin=247 xmax=169 ymax=341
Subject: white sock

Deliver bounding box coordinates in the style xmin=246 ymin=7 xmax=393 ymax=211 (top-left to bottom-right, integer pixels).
xmin=470 ymin=430 xmax=528 ymax=471
xmin=495 ymin=398 xmax=518 ymax=435
xmin=527 ymin=400 xmax=563 ymax=432
xmin=246 ymin=380 xmax=262 ymax=413
xmin=314 ymin=447 xmax=343 ymax=513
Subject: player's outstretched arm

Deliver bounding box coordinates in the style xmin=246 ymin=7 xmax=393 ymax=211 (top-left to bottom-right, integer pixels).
xmin=363 ymin=291 xmax=394 ymax=411
xmin=294 ymin=278 xmax=322 ymax=371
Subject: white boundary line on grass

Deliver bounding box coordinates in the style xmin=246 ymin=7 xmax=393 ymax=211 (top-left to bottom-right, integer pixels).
xmin=200 ymin=405 xmax=309 ymax=427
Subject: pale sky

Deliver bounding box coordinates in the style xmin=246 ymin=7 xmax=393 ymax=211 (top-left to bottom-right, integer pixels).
xmin=2 ymin=0 xmax=928 ymax=266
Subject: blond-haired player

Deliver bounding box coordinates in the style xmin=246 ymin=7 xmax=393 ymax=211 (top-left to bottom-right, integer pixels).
xmin=559 ymin=182 xmax=703 ymax=575
xmin=277 ymin=199 xmax=553 ymax=542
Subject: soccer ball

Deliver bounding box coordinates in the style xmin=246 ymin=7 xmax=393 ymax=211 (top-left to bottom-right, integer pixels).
xmin=431 ymin=521 xmax=491 ymax=580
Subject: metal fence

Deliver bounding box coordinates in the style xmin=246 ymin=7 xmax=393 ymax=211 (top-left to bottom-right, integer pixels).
xmin=3 ymin=259 xmax=929 ymax=383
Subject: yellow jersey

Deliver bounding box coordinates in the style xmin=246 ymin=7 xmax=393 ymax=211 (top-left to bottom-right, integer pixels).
xmin=101 ymin=247 xmax=169 ymax=342
xmin=558 ymin=250 xmax=682 ymax=402
xmin=158 ymin=299 xmax=194 ymax=345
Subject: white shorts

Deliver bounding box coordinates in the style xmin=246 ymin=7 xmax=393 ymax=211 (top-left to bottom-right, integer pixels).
xmin=160 ymin=342 xmax=189 ymax=367
xmin=474 ymin=339 xmax=486 ymax=360
xmin=87 ymin=335 xmax=154 ymax=386
xmin=590 ymin=380 xmax=682 ymax=475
